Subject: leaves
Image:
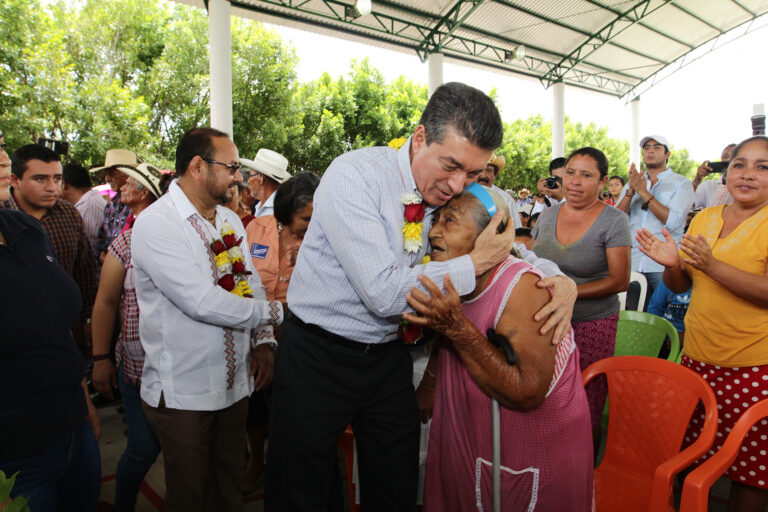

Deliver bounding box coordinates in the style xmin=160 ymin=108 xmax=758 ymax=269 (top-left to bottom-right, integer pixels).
xmin=0 ymin=0 xmax=695 ymax=185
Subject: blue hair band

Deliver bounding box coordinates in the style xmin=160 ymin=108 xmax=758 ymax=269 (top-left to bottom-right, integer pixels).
xmin=465 ymin=182 xmax=497 ymax=217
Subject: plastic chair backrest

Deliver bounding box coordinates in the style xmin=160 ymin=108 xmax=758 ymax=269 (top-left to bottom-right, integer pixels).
xmin=583 ymin=356 xmax=718 ymax=512
xmin=615 ymin=310 xmax=681 ymax=362
xmin=680 ymin=398 xmax=768 ymax=512
xmin=617 ymin=271 xmax=648 ymax=311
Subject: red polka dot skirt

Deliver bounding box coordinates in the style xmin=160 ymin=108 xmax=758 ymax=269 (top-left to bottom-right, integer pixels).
xmin=681 ymin=355 xmax=768 ymax=489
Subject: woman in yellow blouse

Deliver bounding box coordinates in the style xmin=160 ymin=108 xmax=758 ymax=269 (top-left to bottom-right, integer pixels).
xmin=637 ymin=136 xmax=768 ymax=511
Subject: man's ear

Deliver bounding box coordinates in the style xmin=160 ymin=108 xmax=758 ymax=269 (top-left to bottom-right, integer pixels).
xmin=411 ymin=124 xmax=426 ymax=153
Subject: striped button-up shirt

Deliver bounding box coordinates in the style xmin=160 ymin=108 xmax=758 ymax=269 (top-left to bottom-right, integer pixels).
xmin=288 ymin=138 xmax=560 ymax=344
xmin=74 ymin=188 xmax=106 ymax=259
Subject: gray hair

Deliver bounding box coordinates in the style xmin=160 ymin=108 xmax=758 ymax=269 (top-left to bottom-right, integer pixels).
xmin=418 ymin=82 xmax=503 ymax=150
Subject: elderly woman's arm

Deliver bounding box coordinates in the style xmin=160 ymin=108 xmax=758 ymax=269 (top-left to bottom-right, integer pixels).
xmin=406 ymin=273 xmax=556 ymax=410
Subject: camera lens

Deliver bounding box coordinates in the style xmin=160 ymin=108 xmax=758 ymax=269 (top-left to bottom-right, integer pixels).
xmin=545 ymin=176 xmax=562 ymax=189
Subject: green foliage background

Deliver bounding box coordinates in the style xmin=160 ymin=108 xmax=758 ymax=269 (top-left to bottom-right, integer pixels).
xmin=0 ymin=0 xmax=698 ymax=189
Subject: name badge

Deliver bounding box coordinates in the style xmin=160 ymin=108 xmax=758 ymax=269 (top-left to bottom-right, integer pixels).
xmin=250 ymin=243 xmax=269 ymax=259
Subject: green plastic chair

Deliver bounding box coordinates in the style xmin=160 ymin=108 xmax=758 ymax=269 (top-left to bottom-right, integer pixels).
xmin=600 ymin=311 xmax=682 ymax=430
xmin=614 ymin=310 xmax=681 ymax=362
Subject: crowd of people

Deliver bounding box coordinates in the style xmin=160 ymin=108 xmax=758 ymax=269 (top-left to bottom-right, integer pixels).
xmin=0 ymin=80 xmax=766 ymax=512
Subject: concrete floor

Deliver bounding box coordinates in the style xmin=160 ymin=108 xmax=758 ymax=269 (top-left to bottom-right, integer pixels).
xmin=97 ymin=401 xmax=755 ymax=511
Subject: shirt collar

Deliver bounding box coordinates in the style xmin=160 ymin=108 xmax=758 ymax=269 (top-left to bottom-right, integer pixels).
xmin=397 ymin=137 xmax=419 ymax=197
xmin=262 ymin=191 xmax=275 ymax=209
xmin=75 ymin=188 xmax=98 ymax=207
xmin=168 ymin=179 xmax=200 ymax=220
xmin=0 ymin=209 xmax=29 ymax=248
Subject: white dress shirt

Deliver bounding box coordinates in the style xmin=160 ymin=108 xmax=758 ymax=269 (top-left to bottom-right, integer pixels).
xmin=132 ymin=180 xmax=282 ymax=411
xmin=288 ymin=137 xmax=561 ymax=344
xmin=254 ymin=191 xmax=275 ymax=218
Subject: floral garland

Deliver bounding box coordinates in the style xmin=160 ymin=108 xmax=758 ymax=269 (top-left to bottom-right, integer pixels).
xmin=401 ymin=192 xmax=426 ymax=253
xmin=388 ymin=136 xmax=407 ymax=150
xmin=211 ymin=222 xmax=254 ymax=298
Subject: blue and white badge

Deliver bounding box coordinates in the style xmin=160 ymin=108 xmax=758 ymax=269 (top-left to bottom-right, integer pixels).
xmin=250 ymin=243 xmax=269 ymax=259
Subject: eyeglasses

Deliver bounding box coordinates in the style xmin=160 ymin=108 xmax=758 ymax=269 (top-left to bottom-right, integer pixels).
xmin=202 ymin=157 xmax=241 ymax=175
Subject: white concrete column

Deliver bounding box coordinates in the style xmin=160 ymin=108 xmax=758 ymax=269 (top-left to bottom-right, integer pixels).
xmin=209 ymin=0 xmax=233 ymax=137
xmin=551 ymin=81 xmax=565 ymax=159
xmin=427 ymin=52 xmax=444 ymax=98
xmin=630 ymin=97 xmax=641 ymax=167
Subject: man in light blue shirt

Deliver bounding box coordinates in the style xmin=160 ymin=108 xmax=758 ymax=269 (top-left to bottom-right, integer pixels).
xmin=265 ymin=83 xmax=577 ymax=511
xmin=617 ymin=135 xmax=694 ymax=308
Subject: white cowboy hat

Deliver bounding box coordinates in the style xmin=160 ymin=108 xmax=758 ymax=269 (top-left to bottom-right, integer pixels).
xmin=240 ymin=149 xmax=291 ymax=184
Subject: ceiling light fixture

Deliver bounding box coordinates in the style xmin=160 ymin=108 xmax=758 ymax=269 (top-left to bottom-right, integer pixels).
xmin=356 ymin=0 xmax=372 ymax=17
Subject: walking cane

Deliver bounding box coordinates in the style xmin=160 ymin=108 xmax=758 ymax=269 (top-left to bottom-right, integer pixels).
xmin=487 ymin=328 xmax=518 ymax=512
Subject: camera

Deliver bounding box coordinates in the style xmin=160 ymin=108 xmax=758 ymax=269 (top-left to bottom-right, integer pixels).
xmin=545 ymin=176 xmax=562 ymax=189
xmin=37 ymin=138 xmax=69 ymax=156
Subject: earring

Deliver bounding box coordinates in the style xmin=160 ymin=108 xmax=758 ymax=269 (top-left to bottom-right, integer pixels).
xmin=277 ymin=222 xmax=283 ymax=234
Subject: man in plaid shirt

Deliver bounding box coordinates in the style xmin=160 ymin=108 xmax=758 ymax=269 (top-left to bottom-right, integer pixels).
xmin=91 ymin=149 xmax=137 ymax=263
xmin=2 ymin=144 xmax=98 ymax=355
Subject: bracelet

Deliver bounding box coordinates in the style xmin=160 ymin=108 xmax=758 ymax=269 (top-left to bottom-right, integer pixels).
xmin=625 ymin=191 xmax=634 ymax=198
xmin=641 ymin=195 xmax=655 ymax=210
xmin=92 ymin=354 xmax=110 ymax=361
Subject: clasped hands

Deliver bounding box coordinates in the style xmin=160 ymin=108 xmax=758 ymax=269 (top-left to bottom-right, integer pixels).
xmin=627 ymin=163 xmax=651 ymax=201
xmin=636 ymin=227 xmax=716 ymax=272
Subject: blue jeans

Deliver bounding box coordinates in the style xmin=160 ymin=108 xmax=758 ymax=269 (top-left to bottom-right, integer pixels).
xmin=1 ymin=419 xmax=101 ymax=511
xmin=114 ymin=365 xmax=161 ymax=511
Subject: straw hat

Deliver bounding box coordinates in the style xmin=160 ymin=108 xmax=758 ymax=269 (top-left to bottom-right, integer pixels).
xmin=487 ymin=154 xmax=506 ymax=174
xmin=89 ymin=149 xmax=140 ymax=181
xmin=114 ymin=163 xmax=165 ymax=199
xmin=240 ymin=149 xmax=291 ymax=184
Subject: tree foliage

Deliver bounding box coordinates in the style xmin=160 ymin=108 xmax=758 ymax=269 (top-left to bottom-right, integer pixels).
xmin=0 ymin=0 xmax=694 ymax=183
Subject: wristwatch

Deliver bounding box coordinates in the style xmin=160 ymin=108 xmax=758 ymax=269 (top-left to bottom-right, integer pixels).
xmin=641 ymin=195 xmax=655 ymax=210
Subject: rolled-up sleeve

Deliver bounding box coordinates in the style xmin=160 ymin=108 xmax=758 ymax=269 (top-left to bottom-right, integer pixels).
xmin=663 ymin=180 xmax=694 ymax=236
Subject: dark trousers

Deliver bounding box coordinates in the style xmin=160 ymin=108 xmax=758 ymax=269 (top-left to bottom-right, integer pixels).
xmin=264 ymin=318 xmax=420 ymax=512
xmin=142 ymin=396 xmax=249 ymax=512
xmin=1 ymin=419 xmax=101 ymax=511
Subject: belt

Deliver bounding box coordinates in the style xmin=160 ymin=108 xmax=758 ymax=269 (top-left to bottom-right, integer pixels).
xmin=290 ymin=314 xmax=395 ymax=354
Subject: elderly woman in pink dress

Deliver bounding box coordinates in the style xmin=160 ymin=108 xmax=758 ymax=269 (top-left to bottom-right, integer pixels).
xmin=406 ymin=184 xmax=593 ymax=511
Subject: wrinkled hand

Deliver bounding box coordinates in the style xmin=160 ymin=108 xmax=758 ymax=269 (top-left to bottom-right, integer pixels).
xmin=680 ymin=233 xmax=715 ymax=272
xmin=404 ymin=274 xmax=467 ymax=338
xmin=469 ymin=212 xmax=515 ymax=275
xmin=695 ymin=161 xmax=711 ymax=181
xmin=416 ymin=372 xmax=436 ymax=424
xmin=627 ymin=163 xmax=647 ymax=197
xmin=250 ymin=344 xmax=274 ymax=391
xmin=636 ymin=228 xmax=680 ymax=268
xmin=92 ymin=359 xmax=118 ymax=400
xmin=534 ymin=275 xmax=576 ymax=344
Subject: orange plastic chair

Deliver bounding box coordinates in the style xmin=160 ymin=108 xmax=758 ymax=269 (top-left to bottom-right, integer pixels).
xmin=583 ymin=356 xmax=718 ymax=512
xmin=337 ymin=425 xmax=361 ymax=512
xmin=680 ymin=398 xmax=768 ymax=512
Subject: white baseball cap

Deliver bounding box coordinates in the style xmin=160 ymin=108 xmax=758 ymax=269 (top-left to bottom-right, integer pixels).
xmin=639 ymin=135 xmax=670 ymax=151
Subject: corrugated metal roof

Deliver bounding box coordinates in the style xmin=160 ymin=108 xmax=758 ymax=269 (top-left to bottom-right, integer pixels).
xmin=191 ymin=0 xmax=768 ymax=98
